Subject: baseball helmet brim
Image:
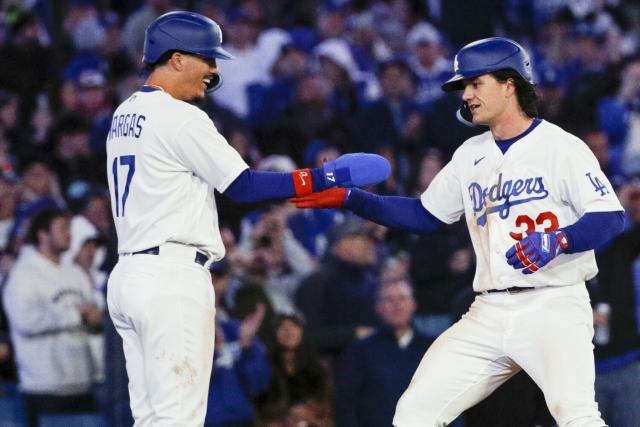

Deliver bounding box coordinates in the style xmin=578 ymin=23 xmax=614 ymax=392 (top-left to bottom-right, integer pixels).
xmin=441 ymin=73 xmax=467 ymax=92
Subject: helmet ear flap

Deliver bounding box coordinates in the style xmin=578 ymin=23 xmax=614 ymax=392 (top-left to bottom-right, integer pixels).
xmin=206 ymin=74 xmax=222 ymax=92
xmin=456 ymin=101 xmax=474 ymax=127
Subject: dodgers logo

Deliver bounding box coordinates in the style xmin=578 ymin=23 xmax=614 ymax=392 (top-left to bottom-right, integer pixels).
xmin=470 ymin=173 xmax=549 ymax=226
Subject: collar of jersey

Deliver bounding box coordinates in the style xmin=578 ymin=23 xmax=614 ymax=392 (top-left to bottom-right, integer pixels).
xmin=139 ymin=86 xmax=162 ymax=93
xmin=494 ymin=118 xmax=542 ymax=154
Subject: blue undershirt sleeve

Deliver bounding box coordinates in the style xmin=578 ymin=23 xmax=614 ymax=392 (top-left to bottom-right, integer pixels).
xmin=223 ymin=169 xmax=325 ymax=203
xmin=561 ymin=211 xmax=625 ymax=253
xmin=344 ymin=188 xmax=445 ymax=233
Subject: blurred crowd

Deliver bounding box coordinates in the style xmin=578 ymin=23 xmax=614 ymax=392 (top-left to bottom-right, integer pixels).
xmin=0 ymin=0 xmax=640 ymax=426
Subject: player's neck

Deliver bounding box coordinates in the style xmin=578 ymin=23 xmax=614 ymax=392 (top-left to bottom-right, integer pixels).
xmin=144 ymin=73 xmax=179 ymax=99
xmin=489 ymin=111 xmax=534 ymax=141
xmin=144 ymin=76 xmax=168 ymax=91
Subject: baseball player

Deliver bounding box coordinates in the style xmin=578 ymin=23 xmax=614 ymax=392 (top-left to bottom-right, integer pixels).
xmin=105 ymin=11 xmax=389 ymax=426
xmin=290 ymin=37 xmax=625 ymax=426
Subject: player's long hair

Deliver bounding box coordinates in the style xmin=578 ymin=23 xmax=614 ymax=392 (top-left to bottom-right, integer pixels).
xmin=492 ymin=69 xmax=539 ymax=118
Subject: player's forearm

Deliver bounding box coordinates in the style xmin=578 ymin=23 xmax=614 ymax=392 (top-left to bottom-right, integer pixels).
xmin=224 ymin=153 xmax=390 ymax=203
xmin=561 ymin=211 xmax=625 ymax=253
xmin=344 ymin=188 xmax=445 ymax=233
xmin=223 ymin=169 xmax=323 ymax=203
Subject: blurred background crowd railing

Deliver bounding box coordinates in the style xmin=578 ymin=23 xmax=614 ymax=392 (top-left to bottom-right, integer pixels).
xmin=0 ymin=0 xmax=640 ymax=426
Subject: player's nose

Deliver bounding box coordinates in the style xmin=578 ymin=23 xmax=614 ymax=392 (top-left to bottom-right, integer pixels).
xmin=462 ymin=85 xmax=474 ymax=101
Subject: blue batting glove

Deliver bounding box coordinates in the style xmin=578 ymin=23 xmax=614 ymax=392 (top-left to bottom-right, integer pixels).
xmin=505 ymin=231 xmax=569 ymax=274
xmin=320 ymin=153 xmax=391 ymax=189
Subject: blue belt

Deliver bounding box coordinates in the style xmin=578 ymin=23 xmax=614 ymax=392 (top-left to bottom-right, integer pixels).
xmin=132 ymin=246 xmax=209 ymax=266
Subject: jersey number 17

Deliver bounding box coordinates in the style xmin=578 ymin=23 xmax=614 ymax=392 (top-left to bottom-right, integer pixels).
xmin=112 ymin=155 xmax=136 ymax=217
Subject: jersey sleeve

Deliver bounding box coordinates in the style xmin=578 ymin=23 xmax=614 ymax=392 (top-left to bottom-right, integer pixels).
xmin=420 ymin=159 xmax=465 ymax=224
xmin=555 ymin=138 xmax=623 ymax=215
xmin=173 ymin=113 xmax=249 ymax=192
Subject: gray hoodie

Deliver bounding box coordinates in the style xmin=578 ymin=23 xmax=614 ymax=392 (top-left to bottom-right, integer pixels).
xmin=3 ymin=246 xmax=96 ymax=395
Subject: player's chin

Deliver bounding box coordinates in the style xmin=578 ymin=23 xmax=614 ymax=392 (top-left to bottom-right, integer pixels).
xmin=189 ymin=90 xmax=207 ymax=103
xmin=473 ymin=116 xmax=489 ymax=126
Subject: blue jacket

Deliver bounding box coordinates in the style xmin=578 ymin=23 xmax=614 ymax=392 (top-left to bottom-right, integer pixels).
xmin=296 ymin=256 xmax=380 ymax=357
xmin=205 ymin=320 xmax=271 ymax=427
xmin=334 ymin=326 xmax=433 ymax=427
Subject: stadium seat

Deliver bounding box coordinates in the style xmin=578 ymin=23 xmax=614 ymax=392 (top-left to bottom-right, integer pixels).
xmin=38 ymin=413 xmax=107 ymax=427
xmin=0 ymin=397 xmax=26 ymax=427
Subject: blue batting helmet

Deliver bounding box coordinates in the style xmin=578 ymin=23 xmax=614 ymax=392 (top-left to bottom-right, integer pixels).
xmin=143 ymin=11 xmax=233 ymax=92
xmin=441 ymin=37 xmax=533 ymax=92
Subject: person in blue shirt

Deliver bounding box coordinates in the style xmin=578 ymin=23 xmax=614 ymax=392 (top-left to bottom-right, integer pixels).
xmin=334 ymin=277 xmax=433 ymax=427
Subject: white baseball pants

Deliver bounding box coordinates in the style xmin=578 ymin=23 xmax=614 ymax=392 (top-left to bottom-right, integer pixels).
xmin=393 ymin=284 xmax=605 ymax=427
xmin=107 ymin=245 xmax=216 ymax=426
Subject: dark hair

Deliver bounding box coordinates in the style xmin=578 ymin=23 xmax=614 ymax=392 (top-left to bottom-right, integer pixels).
xmin=26 ymin=208 xmax=69 ymax=245
xmin=272 ymin=314 xmax=317 ymax=371
xmin=143 ymin=50 xmax=179 ymax=72
xmin=270 ymin=314 xmax=329 ymax=404
xmin=491 ymin=69 xmax=539 ymax=118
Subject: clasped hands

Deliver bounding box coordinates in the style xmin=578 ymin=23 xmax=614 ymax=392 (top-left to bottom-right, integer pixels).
xmin=289 ymin=152 xmax=390 ymax=206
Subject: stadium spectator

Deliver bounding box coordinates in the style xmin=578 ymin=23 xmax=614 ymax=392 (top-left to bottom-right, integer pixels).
xmin=404 ymin=149 xmax=473 ymax=337
xmin=205 ymin=304 xmax=271 ymax=427
xmin=314 ymin=37 xmax=380 ymax=118
xmin=10 ymin=161 xmax=64 ymax=248
xmin=334 ymin=277 xmax=433 ymax=427
xmin=121 ymin=0 xmax=174 ymax=61
xmin=3 ymin=208 xmax=102 ymax=427
xmin=347 ymin=11 xmax=393 ymax=73
xmin=213 ymin=6 xmax=264 ymax=117
xmin=0 ymin=11 xmax=54 ymax=128
xmin=406 ymin=22 xmax=451 ymax=104
xmin=597 ymin=56 xmax=640 ymax=177
xmin=355 ymin=59 xmax=420 ymax=152
xmin=296 ymin=217 xmax=380 ymax=358
xmin=589 ymin=181 xmax=640 ymax=427
xmin=256 ymin=313 xmax=333 ymax=426
xmin=0 ymin=174 xmax=18 ymax=252
xmin=238 ymin=201 xmax=316 ymax=315
xmin=49 ymin=114 xmax=104 ymax=191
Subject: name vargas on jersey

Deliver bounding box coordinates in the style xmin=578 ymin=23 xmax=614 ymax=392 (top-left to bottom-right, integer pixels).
xmin=469 ymin=173 xmax=548 ymax=226
xmin=107 ymin=113 xmax=146 ymax=140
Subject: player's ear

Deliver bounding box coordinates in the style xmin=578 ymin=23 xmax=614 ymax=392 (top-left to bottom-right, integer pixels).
xmin=169 ymin=52 xmax=185 ymax=71
xmin=504 ymin=78 xmax=516 ymax=97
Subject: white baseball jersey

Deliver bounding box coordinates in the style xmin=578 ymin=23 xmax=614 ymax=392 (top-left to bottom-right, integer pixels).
xmin=421 ymin=119 xmax=623 ymax=292
xmin=106 ymin=88 xmax=249 ymax=258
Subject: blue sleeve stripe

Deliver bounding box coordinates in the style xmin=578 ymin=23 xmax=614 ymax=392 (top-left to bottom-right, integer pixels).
xmin=562 ymin=211 xmax=625 ymax=253
xmin=345 ymin=188 xmax=445 ymax=233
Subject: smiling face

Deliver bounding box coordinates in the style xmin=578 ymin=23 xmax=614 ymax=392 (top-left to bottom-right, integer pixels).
xmin=461 ymin=74 xmax=514 ymax=126
xmin=173 ymin=52 xmax=219 ymax=102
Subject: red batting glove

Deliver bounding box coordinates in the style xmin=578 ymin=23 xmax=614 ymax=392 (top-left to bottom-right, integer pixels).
xmin=289 ymin=188 xmax=348 ymax=208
